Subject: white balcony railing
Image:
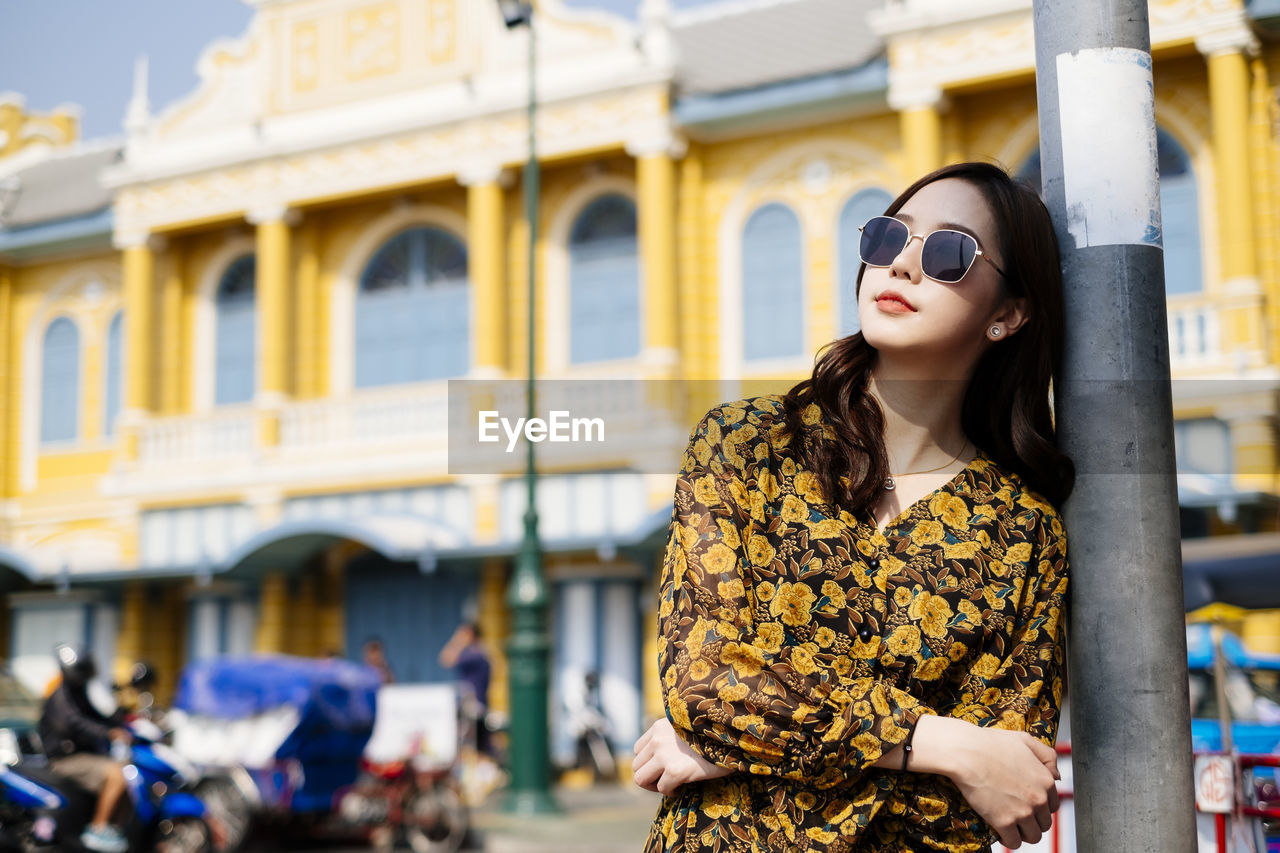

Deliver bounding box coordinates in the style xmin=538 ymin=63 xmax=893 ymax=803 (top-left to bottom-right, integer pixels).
xmin=1168 ymin=299 xmax=1223 ymax=370
xmin=278 ymin=382 xmax=451 ymax=451
xmin=137 ymin=407 xmax=255 ymax=466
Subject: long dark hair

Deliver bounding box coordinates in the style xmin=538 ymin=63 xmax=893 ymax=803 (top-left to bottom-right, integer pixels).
xmin=778 ymin=161 xmax=1075 ymax=514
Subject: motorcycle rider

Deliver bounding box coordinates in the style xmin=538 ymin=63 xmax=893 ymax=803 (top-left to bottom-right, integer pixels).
xmin=38 ymin=644 xmax=131 ymax=853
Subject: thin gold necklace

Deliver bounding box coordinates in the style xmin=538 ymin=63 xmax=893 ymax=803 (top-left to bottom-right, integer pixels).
xmin=884 ymin=441 xmax=969 ymax=491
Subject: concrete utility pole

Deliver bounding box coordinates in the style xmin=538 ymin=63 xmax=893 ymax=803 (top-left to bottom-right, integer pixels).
xmin=1032 ymin=2 xmax=1198 ymax=850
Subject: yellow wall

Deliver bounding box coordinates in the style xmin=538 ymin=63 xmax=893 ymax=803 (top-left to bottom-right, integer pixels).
xmin=3 ymin=10 xmax=1280 ymax=693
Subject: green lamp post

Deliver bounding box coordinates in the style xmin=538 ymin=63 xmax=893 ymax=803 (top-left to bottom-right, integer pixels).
xmin=496 ymin=0 xmax=558 ymax=815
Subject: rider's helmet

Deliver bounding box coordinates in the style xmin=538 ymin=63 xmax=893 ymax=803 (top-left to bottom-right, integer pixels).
xmin=54 ymin=643 xmax=96 ymax=688
xmin=128 ymin=660 xmax=156 ymax=692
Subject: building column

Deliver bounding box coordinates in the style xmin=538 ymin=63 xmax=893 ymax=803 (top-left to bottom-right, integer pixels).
xmin=254 ymin=573 xmax=288 ymax=654
xmin=151 ymin=585 xmax=186 ymax=704
xmin=675 ymin=146 xmax=705 ymax=379
xmin=1198 ymin=27 xmax=1260 ymax=290
xmin=1198 ymin=25 xmax=1265 ymax=365
xmin=629 ymin=135 xmax=684 ymax=373
xmin=294 ymin=222 xmax=321 ymax=399
xmin=477 ymin=559 xmax=510 ymax=714
xmin=292 ymin=573 xmax=318 ymax=657
xmin=248 ymin=207 xmax=297 ymax=448
xmin=890 ymin=87 xmax=947 ymax=180
xmin=0 ymin=266 xmax=13 ymax=501
xmin=642 ymin=561 xmax=663 ymax=724
xmin=159 ymin=247 xmax=185 ymax=415
xmin=318 ymin=546 xmax=349 ymax=657
xmin=1224 ymin=412 xmax=1278 ymax=496
xmin=114 ymin=582 xmax=147 ymax=687
xmin=116 ymin=233 xmax=159 ymax=460
xmin=461 ymin=165 xmax=509 ymax=378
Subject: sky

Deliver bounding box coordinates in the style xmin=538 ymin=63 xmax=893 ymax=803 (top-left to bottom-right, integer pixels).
xmin=0 ymin=0 xmax=724 ymax=142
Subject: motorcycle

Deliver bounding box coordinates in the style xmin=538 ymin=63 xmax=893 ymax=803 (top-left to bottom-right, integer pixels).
xmin=335 ymin=750 xmax=467 ymax=853
xmin=0 ymin=717 xmax=217 ymax=853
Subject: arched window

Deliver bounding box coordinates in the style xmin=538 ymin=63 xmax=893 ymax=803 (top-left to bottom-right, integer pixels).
xmin=215 ymin=255 xmax=257 ymax=406
xmin=40 ymin=317 xmax=80 ymax=444
xmin=356 ymin=227 xmax=469 ymax=387
xmin=569 ymin=195 xmax=640 ymax=364
xmin=104 ymin=312 xmax=123 ymax=437
xmin=838 ymin=188 xmax=894 ymax=337
xmin=742 ymin=203 xmax=804 ymax=361
xmin=1158 ymin=129 xmax=1202 ymax=296
xmin=1018 ymin=129 xmax=1201 ymax=294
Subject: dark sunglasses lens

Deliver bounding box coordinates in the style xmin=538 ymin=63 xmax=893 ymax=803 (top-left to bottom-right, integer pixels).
xmin=859 ymin=217 xmax=908 ymax=266
xmin=922 ymin=231 xmax=977 ymax=283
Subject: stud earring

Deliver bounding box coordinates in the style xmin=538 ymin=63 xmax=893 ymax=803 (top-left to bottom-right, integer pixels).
xmin=989 ymin=326 xmax=1003 ymax=338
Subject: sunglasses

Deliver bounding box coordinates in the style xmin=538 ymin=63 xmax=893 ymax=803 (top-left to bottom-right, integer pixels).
xmin=858 ymin=215 xmax=1007 ymax=283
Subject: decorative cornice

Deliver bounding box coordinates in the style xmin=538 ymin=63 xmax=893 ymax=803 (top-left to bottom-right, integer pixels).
xmin=624 ymin=126 xmax=688 ymax=159
xmin=456 ymin=161 xmax=516 ymax=188
xmin=887 ymin=85 xmax=951 ymax=114
xmin=111 ymin=231 xmax=166 ymax=252
xmin=868 ymin=0 xmax=1031 ymax=38
xmin=1194 ymin=11 xmax=1261 ymax=57
xmin=112 ymin=85 xmax=668 ymax=235
xmin=246 ymin=205 xmax=301 ymax=227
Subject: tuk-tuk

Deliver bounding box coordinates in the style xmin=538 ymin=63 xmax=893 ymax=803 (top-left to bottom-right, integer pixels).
xmin=169 ymin=655 xmax=381 ymax=840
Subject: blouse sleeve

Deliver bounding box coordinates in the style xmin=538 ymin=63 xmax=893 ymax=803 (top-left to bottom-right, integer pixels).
xmin=947 ymin=514 xmax=1069 ymax=746
xmin=657 ymin=409 xmax=933 ymax=790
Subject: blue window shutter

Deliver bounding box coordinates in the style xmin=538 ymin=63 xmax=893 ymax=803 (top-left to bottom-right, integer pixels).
xmin=357 ymin=227 xmax=469 ymax=387
xmin=838 ymin=189 xmax=894 ymax=337
xmin=104 ymin=312 xmax=123 ymax=437
xmin=41 ymin=317 xmax=80 ymax=444
xmin=742 ymin=203 xmax=804 ymax=361
xmin=569 ymin=195 xmax=640 ymax=364
xmin=215 ymin=255 xmax=257 ymax=406
xmin=1157 ymin=129 xmax=1202 ymax=296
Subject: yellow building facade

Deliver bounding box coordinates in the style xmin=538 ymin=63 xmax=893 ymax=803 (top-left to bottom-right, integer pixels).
xmin=2 ymin=0 xmax=1280 ymax=765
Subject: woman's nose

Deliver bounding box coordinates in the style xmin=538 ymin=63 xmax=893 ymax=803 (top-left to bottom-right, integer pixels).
xmin=889 ymin=234 xmax=925 ymax=281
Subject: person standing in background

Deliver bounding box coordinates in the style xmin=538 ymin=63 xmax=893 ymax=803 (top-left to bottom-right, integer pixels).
xmin=362 ymin=637 xmax=396 ymax=684
xmin=439 ymin=622 xmax=491 ymax=755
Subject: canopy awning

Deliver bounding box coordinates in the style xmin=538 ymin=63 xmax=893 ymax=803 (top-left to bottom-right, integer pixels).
xmin=1182 ymin=532 xmax=1280 ymax=611
xmin=0 ymin=546 xmax=38 ymax=591
xmin=220 ymin=514 xmax=470 ymax=578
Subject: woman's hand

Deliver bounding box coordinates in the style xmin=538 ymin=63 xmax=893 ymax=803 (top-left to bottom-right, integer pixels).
xmin=632 ymin=717 xmax=732 ymax=796
xmin=911 ymin=716 xmax=1061 ymax=849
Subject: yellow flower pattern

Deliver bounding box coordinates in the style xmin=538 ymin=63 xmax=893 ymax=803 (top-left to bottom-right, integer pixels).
xmin=646 ymin=396 xmax=1069 ymax=853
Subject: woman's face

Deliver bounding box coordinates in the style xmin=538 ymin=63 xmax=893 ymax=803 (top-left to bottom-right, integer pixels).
xmin=856 ymin=178 xmax=1026 ymax=369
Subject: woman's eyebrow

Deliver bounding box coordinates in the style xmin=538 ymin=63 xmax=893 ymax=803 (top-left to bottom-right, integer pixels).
xmin=896 ymin=212 xmax=985 ymax=244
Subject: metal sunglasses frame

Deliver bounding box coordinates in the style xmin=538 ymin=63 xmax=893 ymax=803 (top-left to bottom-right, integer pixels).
xmin=857 ymin=215 xmax=1008 ymax=283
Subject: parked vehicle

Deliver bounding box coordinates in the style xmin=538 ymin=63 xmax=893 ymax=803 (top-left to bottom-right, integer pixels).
xmin=336 ymin=684 xmax=469 ymax=853
xmin=337 ymin=752 xmax=467 ymax=853
xmin=0 ymin=716 xmax=214 ymax=853
xmin=0 ymin=667 xmax=41 ymax=770
xmin=996 ymin=622 xmax=1280 ymax=853
xmin=168 ymin=655 xmax=381 ymax=845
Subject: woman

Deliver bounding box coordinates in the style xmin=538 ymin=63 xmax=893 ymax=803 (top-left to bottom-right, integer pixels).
xmin=633 ymin=162 xmax=1074 ymax=853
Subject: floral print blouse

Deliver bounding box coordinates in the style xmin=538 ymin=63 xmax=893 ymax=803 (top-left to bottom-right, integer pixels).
xmin=644 ymin=395 xmax=1069 ymax=853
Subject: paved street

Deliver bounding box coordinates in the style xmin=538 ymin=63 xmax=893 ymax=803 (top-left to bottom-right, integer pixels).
xmin=235 ymin=784 xmax=661 ymax=853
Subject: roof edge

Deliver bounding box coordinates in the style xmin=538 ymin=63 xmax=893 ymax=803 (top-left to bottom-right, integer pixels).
xmin=675 ymin=58 xmax=888 ymax=135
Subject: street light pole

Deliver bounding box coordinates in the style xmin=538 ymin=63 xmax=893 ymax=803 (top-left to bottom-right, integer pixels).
xmin=497 ymin=0 xmax=557 ymax=815
xmin=1032 ymin=1 xmax=1197 ymax=849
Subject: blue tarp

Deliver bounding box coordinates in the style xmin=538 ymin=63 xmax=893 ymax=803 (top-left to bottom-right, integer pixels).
xmin=174 ymin=655 xmax=381 ymax=811
xmin=173 ymin=655 xmax=381 ymax=724
xmin=1187 ymin=623 xmax=1280 ymax=671
xmin=1191 ymin=718 xmax=1280 ymax=754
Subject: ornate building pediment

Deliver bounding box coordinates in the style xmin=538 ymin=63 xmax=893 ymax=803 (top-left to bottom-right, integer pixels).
xmin=110 ymin=0 xmax=676 ymax=235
